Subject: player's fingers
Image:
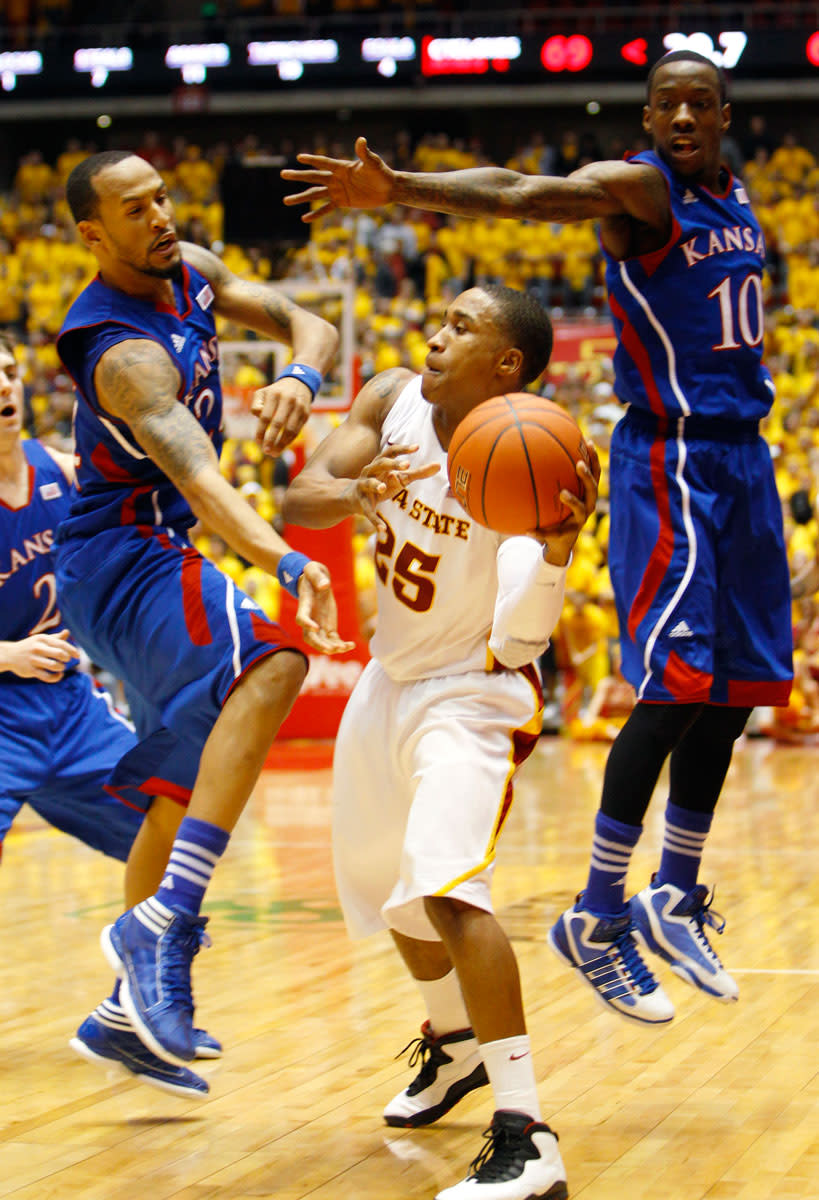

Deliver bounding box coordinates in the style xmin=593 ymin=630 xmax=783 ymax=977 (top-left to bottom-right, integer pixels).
xmin=282 ymin=186 xmax=328 ymax=206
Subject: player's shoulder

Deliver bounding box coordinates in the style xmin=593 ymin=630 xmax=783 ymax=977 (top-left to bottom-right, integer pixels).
xmin=179 ymin=240 xmax=227 ymax=286
xmin=353 ymin=367 xmax=417 ymax=426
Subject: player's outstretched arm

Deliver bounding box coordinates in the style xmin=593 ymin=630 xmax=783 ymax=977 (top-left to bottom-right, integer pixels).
xmin=182 ymin=242 xmax=339 ymax=455
xmin=282 ymin=367 xmax=439 ymax=533
xmin=94 ymin=338 xmax=352 ymax=653
xmin=282 ymin=136 xmax=667 ymax=229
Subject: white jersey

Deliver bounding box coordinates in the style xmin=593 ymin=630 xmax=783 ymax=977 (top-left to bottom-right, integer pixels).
xmin=369 ymin=376 xmax=503 ymax=682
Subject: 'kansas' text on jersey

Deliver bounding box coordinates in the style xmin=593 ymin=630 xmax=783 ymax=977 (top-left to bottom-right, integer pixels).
xmin=0 ymin=439 xmax=70 ymax=658
xmin=602 ymin=150 xmax=774 ymax=422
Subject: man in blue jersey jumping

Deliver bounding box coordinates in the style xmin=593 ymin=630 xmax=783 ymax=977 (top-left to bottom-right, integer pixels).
xmin=281 ymin=51 xmax=793 ymax=1198
xmin=54 ymin=151 xmax=353 ymax=1081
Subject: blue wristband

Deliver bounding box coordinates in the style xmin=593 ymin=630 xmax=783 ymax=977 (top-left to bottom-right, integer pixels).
xmin=277 ymin=551 xmax=311 ymax=598
xmin=275 ymin=363 xmax=323 ymax=399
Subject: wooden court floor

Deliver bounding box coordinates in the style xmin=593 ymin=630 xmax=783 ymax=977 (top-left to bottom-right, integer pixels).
xmin=1 ymin=735 xmax=816 ymax=1200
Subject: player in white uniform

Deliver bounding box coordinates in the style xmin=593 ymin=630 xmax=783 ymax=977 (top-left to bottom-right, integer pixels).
xmin=283 ymin=284 xmax=598 ymax=1200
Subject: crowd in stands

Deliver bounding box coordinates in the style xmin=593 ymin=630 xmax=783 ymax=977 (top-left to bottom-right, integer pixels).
xmin=4 ymin=120 xmax=819 ymax=743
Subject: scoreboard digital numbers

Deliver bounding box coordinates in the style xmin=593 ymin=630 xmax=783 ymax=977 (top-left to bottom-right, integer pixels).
xmin=0 ymin=26 xmax=816 ymax=100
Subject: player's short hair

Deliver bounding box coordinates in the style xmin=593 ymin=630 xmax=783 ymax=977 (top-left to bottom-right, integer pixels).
xmin=0 ymin=330 xmax=15 ymax=358
xmin=66 ymin=150 xmax=138 ymax=223
xmin=647 ymin=50 xmax=727 ymax=106
xmin=479 ymin=284 xmax=554 ymax=386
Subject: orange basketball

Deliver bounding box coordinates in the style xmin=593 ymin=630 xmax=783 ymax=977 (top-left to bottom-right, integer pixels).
xmin=447 ymin=393 xmax=589 ymax=534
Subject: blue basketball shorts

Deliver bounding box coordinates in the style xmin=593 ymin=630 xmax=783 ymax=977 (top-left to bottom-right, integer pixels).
xmin=54 ymin=524 xmax=307 ymax=809
xmin=608 ymin=410 xmax=793 ymax=705
xmin=0 ymin=670 xmax=143 ymax=862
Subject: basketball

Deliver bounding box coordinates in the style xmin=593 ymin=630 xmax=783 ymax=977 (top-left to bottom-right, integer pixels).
xmin=447 ymin=393 xmax=589 ymax=535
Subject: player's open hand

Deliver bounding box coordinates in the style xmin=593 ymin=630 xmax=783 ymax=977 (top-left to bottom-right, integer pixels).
xmin=6 ymin=628 xmax=76 ymax=683
xmin=251 ymin=377 xmax=314 ymax=455
xmin=349 ymin=442 xmax=439 ymax=533
xmin=295 ymin=561 xmax=356 ymax=655
xmin=528 ymin=439 xmax=601 ymax=566
xmin=281 ymin=138 xmax=395 ymax=222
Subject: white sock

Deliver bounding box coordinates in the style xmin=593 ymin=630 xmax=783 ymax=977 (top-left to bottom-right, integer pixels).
xmin=480 ymin=1035 xmax=542 ymax=1120
xmin=416 ymin=968 xmax=472 ymax=1038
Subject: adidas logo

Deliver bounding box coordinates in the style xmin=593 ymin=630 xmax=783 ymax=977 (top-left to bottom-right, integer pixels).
xmin=240 ymin=596 xmax=260 ymax=610
xmin=160 ymin=874 xmax=175 ymax=890
xmin=171 ymin=333 xmax=186 ymax=353
xmin=291 ymin=364 xmax=307 ymax=376
xmin=669 ymin=619 xmax=694 ymax=639
xmin=682 ymin=189 xmax=698 ymax=204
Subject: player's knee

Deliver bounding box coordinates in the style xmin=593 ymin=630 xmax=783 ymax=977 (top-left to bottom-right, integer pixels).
xmin=244 ymin=649 xmax=307 ymax=709
xmin=424 ymin=895 xmax=481 ymax=939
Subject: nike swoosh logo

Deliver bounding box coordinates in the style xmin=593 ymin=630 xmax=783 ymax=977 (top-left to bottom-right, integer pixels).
xmin=509 ymin=1052 xmax=529 ymax=1061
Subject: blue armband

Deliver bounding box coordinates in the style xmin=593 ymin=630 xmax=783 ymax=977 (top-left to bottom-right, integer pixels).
xmin=277 ymin=551 xmax=311 ymax=598
xmin=275 ymin=363 xmax=323 ymax=399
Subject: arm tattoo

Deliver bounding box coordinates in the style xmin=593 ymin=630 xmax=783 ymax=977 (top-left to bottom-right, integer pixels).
xmin=96 ymin=340 xmax=217 ymax=488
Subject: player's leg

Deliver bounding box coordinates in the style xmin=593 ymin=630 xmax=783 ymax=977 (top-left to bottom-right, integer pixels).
xmin=550 ymin=416 xmax=716 ymax=1023
xmin=104 ymin=648 xmax=306 ymax=1064
xmin=630 ymin=705 xmax=749 ymax=1001
xmin=384 ymin=670 xmax=566 ymax=1199
xmin=27 ymin=672 xmax=215 ymax=1094
xmin=548 ymin=701 xmax=699 ymax=1023
xmin=632 ymin=435 xmax=792 ymax=1005
xmin=384 ymin=930 xmax=488 ymax=1128
xmin=424 ymin=897 xmax=567 ymax=1200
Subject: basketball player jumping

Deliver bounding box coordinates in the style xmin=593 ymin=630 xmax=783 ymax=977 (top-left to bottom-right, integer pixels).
xmin=282 ymin=50 xmax=794 ymax=1027
xmin=283 ymin=283 xmax=598 ymax=1200
xmin=54 ymin=151 xmax=352 ymax=1077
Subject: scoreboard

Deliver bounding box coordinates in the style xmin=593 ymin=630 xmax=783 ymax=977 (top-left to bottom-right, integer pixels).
xmin=0 ymin=26 xmax=817 ymax=103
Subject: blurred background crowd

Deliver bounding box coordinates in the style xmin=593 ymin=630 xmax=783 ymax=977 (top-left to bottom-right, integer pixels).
xmin=5 ymin=112 xmax=819 ymax=744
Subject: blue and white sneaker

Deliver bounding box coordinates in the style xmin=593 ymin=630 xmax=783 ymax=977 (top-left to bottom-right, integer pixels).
xmin=193 ymin=1027 xmax=222 ymax=1059
xmin=548 ymin=895 xmax=675 ymax=1024
xmin=101 ymin=897 xmax=210 ymax=1066
xmin=70 ymin=1002 xmax=209 ymax=1100
xmin=631 ymin=880 xmax=739 ymax=1002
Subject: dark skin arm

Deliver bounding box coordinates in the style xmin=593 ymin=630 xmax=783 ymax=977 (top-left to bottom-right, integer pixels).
xmin=282 ymin=367 xmax=440 ymax=534
xmin=182 ymin=241 xmax=339 ymax=454
xmin=93 ymin=337 xmax=353 ymax=653
xmin=282 ymin=137 xmax=672 ymax=259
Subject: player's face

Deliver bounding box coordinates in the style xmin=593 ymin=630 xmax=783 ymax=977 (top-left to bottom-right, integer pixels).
xmin=422 ymin=289 xmax=515 ymax=416
xmin=0 ymin=348 xmax=23 ymax=445
xmin=84 ymin=156 xmax=181 ymax=279
xmin=643 ymin=60 xmax=730 ymax=182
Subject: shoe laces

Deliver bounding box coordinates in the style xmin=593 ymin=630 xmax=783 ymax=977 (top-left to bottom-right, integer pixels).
xmin=686 ymin=888 xmax=726 ymax=962
xmin=468 ymin=1117 xmax=537 ymax=1182
xmin=161 ymin=917 xmax=210 ymax=1017
xmin=395 ymin=1028 xmax=450 ymax=1090
xmin=609 ymin=926 xmax=660 ymax=996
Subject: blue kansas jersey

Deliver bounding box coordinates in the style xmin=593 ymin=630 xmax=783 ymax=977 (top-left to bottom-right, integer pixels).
xmin=603 ymin=150 xmax=774 ymax=422
xmin=57 ymin=260 xmax=222 ymax=536
xmin=0 ymin=439 xmax=70 ymax=658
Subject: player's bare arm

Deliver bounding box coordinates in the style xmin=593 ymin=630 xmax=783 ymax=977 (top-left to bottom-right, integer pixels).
xmin=283 ymin=367 xmax=439 ymax=533
xmin=283 ymin=136 xmax=669 ymax=246
xmin=95 ymin=337 xmax=352 ymax=652
xmin=182 ymin=241 xmax=339 ymax=454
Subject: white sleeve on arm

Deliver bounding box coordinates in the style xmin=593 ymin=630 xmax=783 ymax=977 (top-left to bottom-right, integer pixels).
xmin=488 ymin=536 xmax=569 ymax=668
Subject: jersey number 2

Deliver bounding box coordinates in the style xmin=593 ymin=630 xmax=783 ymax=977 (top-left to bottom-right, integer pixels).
xmin=28 ymin=573 xmax=61 ymax=635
